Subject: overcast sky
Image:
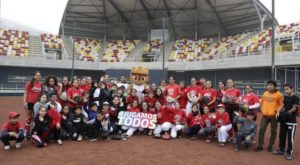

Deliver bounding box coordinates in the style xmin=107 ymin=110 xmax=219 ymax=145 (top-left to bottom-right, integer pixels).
xmin=0 ymin=0 xmax=299 ymax=34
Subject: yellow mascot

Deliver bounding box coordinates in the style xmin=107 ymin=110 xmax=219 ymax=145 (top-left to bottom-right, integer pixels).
xmin=130 ymin=66 xmax=149 ymax=102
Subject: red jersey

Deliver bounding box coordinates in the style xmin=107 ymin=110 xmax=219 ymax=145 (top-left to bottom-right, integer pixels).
xmin=2 ymin=121 xmax=22 ymax=132
xmin=186 ymin=85 xmax=202 ymax=99
xmin=144 ymin=96 xmax=157 ymax=109
xmin=128 ymin=107 xmax=140 ymax=112
xmin=78 ymin=84 xmax=90 ymax=93
xmin=165 ymin=84 xmax=182 ymax=99
xmin=157 ymin=106 xmax=175 ymax=124
xmin=67 ymin=87 xmax=82 ymax=108
xmin=187 ymin=112 xmax=203 ymax=127
xmin=201 ymin=88 xmax=217 ymax=109
xmin=202 ymin=113 xmax=216 ymax=126
xmin=47 ymin=108 xmax=61 ymax=130
xmin=216 ymin=90 xmax=225 ymax=104
xmin=215 ymin=112 xmax=231 ymax=127
xmin=173 ymin=109 xmax=187 ymax=124
xmin=101 ymin=108 xmax=118 ymax=122
xmin=126 ymin=95 xmax=139 ymax=105
xmin=25 ymin=81 xmax=42 ymax=103
xmin=155 ymin=96 xmax=166 ymax=105
xmin=241 ymin=92 xmax=259 ymax=117
xmin=224 ymin=88 xmax=241 ymax=104
xmin=178 ymin=88 xmax=188 ymax=109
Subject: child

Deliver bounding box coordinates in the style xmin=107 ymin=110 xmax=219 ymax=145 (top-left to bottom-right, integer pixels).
xmin=140 ymin=102 xmax=154 ymax=135
xmin=1 ymin=112 xmax=24 ymax=150
xmin=72 ymin=106 xmax=87 ymax=141
xmin=234 ymin=110 xmax=257 ymax=151
xmin=47 ymin=103 xmax=62 ymax=145
xmin=172 ymin=102 xmax=186 ymax=138
xmin=87 ymin=112 xmax=111 ymax=141
xmin=31 ymin=106 xmax=50 ymax=147
xmin=60 ymin=106 xmax=73 ymax=139
xmin=33 ymin=94 xmax=48 ymax=117
xmin=153 ymin=101 xmax=176 ymax=139
xmin=199 ymin=106 xmax=216 ymax=143
xmin=101 ymin=102 xmax=117 ymax=133
xmin=47 ymin=94 xmax=62 ymax=113
xmin=187 ymin=104 xmax=203 ymax=140
xmin=83 ymin=102 xmax=98 ymax=122
xmin=273 ymin=84 xmax=299 ymax=160
xmin=122 ymin=100 xmax=141 ymax=140
xmin=215 ymin=104 xmax=232 ymax=146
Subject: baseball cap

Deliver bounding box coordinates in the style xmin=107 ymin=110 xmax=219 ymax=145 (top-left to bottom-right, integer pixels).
xmin=9 ymin=112 xmax=20 ymax=118
xmin=216 ymin=104 xmax=225 ymax=108
xmin=103 ymin=101 xmax=110 ymax=105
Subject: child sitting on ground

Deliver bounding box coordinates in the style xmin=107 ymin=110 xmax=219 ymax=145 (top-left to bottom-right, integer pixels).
xmin=234 ymin=110 xmax=257 ymax=151
xmin=199 ymin=106 xmax=216 ymax=143
xmin=1 ymin=112 xmax=24 ymax=150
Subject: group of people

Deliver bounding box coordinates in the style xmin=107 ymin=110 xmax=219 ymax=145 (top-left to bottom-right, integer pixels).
xmin=1 ymin=71 xmax=298 ymax=160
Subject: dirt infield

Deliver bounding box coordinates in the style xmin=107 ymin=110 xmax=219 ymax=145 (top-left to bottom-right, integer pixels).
xmin=0 ymin=96 xmax=299 ymax=165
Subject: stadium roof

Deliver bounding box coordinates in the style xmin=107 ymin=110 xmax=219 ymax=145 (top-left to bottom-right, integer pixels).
xmin=59 ymin=0 xmax=278 ymax=40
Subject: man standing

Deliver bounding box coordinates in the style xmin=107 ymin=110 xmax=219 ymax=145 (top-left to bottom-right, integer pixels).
xmin=256 ymin=80 xmax=283 ymax=152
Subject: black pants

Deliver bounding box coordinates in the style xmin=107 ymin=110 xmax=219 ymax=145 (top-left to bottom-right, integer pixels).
xmin=279 ymin=123 xmax=297 ymax=154
xmin=61 ymin=121 xmax=73 ymax=139
xmin=72 ymin=123 xmax=85 ymax=140
xmin=226 ymin=105 xmax=239 ymax=132
xmin=87 ymin=123 xmax=101 ymax=139
xmin=187 ymin=125 xmax=200 ymax=136
xmin=1 ymin=130 xmax=25 ymax=146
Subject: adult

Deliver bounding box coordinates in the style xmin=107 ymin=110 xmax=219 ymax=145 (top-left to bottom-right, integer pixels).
xmin=178 ymin=81 xmax=188 ymax=110
xmin=201 ymin=80 xmax=217 ymax=113
xmin=58 ymin=76 xmax=70 ymax=106
xmin=164 ymin=76 xmax=182 ymax=101
xmin=222 ymin=79 xmax=241 ymax=141
xmin=186 ymin=77 xmax=202 ymax=116
xmin=117 ymin=76 xmax=128 ymax=90
xmin=42 ymin=75 xmax=61 ymax=101
xmin=240 ymin=84 xmax=260 ymax=120
xmin=23 ymin=71 xmax=42 ymax=133
xmin=216 ymin=81 xmax=226 ymax=104
xmin=90 ymin=81 xmax=110 ymax=107
xmin=67 ymin=79 xmax=83 ymax=111
xmin=255 ymin=80 xmax=283 ymax=152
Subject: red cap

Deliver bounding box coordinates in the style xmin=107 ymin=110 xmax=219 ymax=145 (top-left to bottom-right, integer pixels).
xmin=216 ymin=104 xmax=225 ymax=108
xmin=9 ymin=112 xmax=20 ymax=118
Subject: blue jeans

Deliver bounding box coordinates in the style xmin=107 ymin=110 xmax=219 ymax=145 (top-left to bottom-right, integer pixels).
xmin=1 ymin=130 xmax=25 ymax=145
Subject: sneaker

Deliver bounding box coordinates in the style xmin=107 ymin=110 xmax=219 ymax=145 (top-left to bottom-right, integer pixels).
xmin=4 ymin=145 xmax=10 ymax=150
xmin=235 ymin=147 xmax=240 ymax=152
xmin=286 ymin=153 xmax=292 ymax=160
xmin=273 ymin=149 xmax=284 ymax=155
xmin=255 ymin=146 xmax=263 ymax=152
xmin=122 ymin=134 xmax=129 ymax=140
xmin=148 ymin=131 xmax=153 ymax=136
xmin=77 ymin=135 xmax=83 ymax=141
xmin=15 ymin=142 xmax=22 ymax=149
xmin=73 ymin=133 xmax=78 ymax=138
xmin=219 ymin=142 xmax=225 ymax=147
xmin=267 ymin=146 xmax=273 ymax=152
xmin=154 ymin=134 xmax=160 ymax=139
xmin=57 ymin=140 xmax=63 ymax=145
xmin=89 ymin=138 xmax=97 ymax=142
xmin=44 ymin=143 xmax=48 ymax=147
xmin=190 ymin=136 xmax=197 ymax=140
xmin=205 ymin=139 xmax=211 ymax=143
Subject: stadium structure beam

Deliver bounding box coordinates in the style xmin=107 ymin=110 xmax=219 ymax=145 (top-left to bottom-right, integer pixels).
xmin=253 ymin=0 xmax=267 ymax=32
xmin=224 ymin=15 xmax=260 ymax=27
xmin=253 ymin=0 xmax=278 ymax=25
xmin=205 ymin=0 xmax=228 ymax=35
xmin=163 ymin=0 xmax=177 ymax=39
xmin=140 ymin=0 xmax=156 ymax=28
xmin=215 ymin=1 xmax=251 ymax=8
xmin=107 ymin=0 xmax=137 ymax=38
xmin=68 ymin=4 xmax=104 ymax=7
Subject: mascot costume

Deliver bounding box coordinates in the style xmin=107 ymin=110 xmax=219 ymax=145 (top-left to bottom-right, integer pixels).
xmin=130 ymin=66 xmax=149 ymax=103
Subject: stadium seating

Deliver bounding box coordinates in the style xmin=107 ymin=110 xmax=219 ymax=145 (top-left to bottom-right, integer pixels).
xmin=143 ymin=39 xmax=162 ymax=53
xmin=232 ymin=29 xmax=271 ymax=56
xmin=277 ymin=23 xmax=300 ymax=39
xmin=169 ymin=38 xmax=213 ymax=61
xmin=75 ymin=38 xmax=101 ymax=62
xmin=0 ymin=29 xmax=29 ymax=57
xmin=40 ymin=33 xmax=63 ymax=50
xmin=101 ymin=40 xmax=141 ymax=62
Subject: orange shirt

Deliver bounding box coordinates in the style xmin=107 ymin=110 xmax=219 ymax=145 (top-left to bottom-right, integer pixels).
xmin=261 ymin=90 xmax=283 ymax=117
